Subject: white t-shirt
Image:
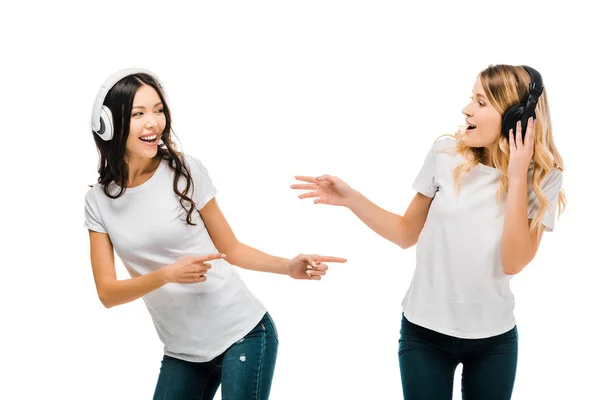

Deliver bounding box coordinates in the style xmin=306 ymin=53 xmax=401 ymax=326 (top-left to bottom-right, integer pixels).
xmin=402 ymin=137 xmax=562 ymax=339
xmin=84 ymin=154 xmax=267 ymax=362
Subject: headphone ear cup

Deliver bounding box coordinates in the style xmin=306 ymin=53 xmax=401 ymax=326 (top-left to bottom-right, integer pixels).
xmin=501 ymin=104 xmax=524 ymax=139
xmin=95 ymin=106 xmax=114 ymax=141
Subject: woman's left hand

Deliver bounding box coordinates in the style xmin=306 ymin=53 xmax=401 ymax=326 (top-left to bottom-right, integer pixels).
xmin=508 ymin=116 xmax=535 ymax=182
xmin=287 ymin=254 xmax=347 ymax=280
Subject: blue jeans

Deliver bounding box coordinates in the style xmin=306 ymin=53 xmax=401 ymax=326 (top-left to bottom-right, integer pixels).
xmin=398 ymin=314 xmax=518 ymax=400
xmin=153 ymin=312 xmax=278 ymax=400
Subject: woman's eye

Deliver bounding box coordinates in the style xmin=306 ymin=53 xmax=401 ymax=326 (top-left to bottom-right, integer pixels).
xmin=156 ymin=108 xmax=164 ymax=113
xmin=478 ymin=101 xmax=485 ymax=107
xmin=132 ymin=112 xmax=143 ymax=117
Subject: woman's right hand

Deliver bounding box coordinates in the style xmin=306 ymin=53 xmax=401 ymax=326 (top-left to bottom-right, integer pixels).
xmin=162 ymin=253 xmax=226 ymax=284
xmin=291 ymin=175 xmax=355 ymax=207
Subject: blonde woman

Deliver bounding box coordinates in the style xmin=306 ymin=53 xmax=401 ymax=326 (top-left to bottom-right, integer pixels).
xmin=291 ymin=64 xmax=565 ymax=399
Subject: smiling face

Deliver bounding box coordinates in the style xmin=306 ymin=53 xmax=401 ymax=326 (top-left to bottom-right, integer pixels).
xmin=461 ymin=77 xmax=502 ymax=150
xmin=124 ymin=84 xmax=166 ymax=163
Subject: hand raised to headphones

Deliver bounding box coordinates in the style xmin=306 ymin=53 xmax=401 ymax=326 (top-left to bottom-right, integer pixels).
xmin=507 ymin=117 xmax=535 ymax=182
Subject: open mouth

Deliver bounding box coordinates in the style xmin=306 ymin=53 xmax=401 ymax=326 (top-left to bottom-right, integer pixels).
xmin=466 ymin=124 xmax=477 ymax=132
xmin=139 ymin=134 xmax=158 ymax=144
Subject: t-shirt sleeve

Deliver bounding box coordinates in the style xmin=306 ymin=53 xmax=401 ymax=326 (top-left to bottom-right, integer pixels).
xmin=412 ymin=140 xmax=444 ymax=198
xmin=186 ymin=155 xmax=218 ymax=210
xmin=84 ymin=189 xmax=107 ymax=233
xmin=527 ymin=168 xmax=563 ymax=232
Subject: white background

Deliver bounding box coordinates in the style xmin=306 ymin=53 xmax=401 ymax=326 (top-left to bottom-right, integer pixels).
xmin=2 ymin=1 xmax=598 ymax=399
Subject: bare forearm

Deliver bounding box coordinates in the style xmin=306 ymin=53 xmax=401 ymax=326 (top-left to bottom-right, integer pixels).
xmin=226 ymin=243 xmax=290 ymax=275
xmin=502 ymin=178 xmax=534 ymax=274
xmin=346 ymin=190 xmax=413 ymax=249
xmin=99 ymin=269 xmax=168 ymax=308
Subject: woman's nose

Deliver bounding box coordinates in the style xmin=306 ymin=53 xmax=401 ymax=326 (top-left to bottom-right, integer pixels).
xmin=145 ymin=118 xmax=157 ymax=129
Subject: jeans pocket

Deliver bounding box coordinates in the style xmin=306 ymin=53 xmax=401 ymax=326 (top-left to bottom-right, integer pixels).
xmin=264 ymin=312 xmax=279 ymax=344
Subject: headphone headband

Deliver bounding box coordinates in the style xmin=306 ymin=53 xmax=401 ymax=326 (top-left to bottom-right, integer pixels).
xmin=90 ymin=68 xmax=164 ymax=133
xmin=521 ymin=65 xmax=544 ymax=97
xmin=519 ymin=65 xmax=544 ymax=130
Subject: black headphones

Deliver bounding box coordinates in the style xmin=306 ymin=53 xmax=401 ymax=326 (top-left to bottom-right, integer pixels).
xmin=501 ymin=65 xmax=544 ymax=140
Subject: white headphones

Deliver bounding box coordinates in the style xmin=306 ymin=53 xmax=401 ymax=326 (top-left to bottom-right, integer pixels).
xmin=90 ymin=68 xmax=166 ymax=141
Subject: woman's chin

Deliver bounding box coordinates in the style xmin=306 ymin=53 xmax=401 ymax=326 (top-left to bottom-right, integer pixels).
xmin=127 ymin=147 xmax=158 ymax=160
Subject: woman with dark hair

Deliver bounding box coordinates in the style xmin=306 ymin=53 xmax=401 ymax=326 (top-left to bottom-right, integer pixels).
xmin=84 ymin=68 xmax=346 ymax=400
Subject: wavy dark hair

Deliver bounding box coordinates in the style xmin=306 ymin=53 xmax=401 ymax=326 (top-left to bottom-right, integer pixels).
xmin=91 ymin=73 xmax=198 ymax=225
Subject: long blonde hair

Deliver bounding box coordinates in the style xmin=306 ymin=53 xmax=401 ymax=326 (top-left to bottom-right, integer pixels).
xmin=438 ymin=64 xmax=566 ymax=231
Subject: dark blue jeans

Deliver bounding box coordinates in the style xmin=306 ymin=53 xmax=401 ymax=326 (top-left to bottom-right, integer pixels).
xmin=398 ymin=314 xmax=518 ymax=400
xmin=153 ymin=312 xmax=278 ymax=400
